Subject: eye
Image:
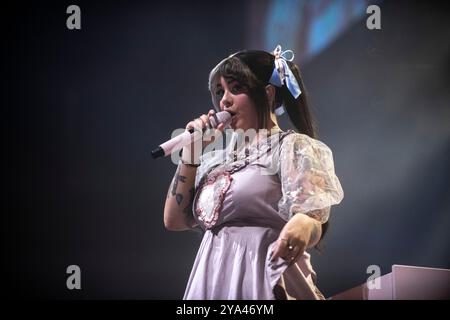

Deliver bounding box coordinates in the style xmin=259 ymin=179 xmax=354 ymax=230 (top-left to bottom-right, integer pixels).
xmin=231 ymin=84 xmax=243 ymax=94
xmin=215 ymin=88 xmax=224 ymax=97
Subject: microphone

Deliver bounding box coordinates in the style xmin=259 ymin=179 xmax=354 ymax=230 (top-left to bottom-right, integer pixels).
xmin=151 ymin=111 xmax=232 ymax=159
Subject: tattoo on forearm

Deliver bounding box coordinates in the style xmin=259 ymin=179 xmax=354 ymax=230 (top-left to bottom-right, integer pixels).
xmin=170 ymin=166 xmax=187 ymax=199
xmin=176 ymin=194 xmax=183 ymax=205
xmin=183 ymin=187 xmax=195 ymax=215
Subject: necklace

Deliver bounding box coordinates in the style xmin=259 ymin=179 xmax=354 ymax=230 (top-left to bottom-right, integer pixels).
xmin=227 ymin=127 xmax=283 ymax=163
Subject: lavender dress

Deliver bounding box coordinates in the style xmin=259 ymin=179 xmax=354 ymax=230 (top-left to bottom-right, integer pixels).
xmin=183 ymin=130 xmax=344 ymax=300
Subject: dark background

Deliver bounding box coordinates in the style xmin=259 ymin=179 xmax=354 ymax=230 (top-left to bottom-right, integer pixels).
xmin=4 ymin=0 xmax=450 ymax=299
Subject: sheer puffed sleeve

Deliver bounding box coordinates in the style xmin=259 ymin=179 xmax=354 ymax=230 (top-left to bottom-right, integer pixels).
xmin=278 ymin=133 xmax=344 ymax=223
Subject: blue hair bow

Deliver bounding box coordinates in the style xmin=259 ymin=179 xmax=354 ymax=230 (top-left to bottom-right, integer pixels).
xmin=268 ymin=45 xmax=302 ymax=99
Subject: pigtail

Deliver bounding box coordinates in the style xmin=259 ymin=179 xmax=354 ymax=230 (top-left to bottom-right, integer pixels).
xmin=280 ymin=62 xmax=318 ymax=139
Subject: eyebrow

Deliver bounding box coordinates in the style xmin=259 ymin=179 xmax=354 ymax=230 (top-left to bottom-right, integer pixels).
xmin=215 ymin=79 xmax=239 ymax=88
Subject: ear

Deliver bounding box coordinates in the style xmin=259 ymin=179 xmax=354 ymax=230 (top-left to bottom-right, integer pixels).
xmin=265 ymin=84 xmax=276 ymax=109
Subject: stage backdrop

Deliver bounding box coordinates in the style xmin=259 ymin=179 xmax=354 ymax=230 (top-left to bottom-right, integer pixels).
xmin=4 ymin=0 xmax=449 ymax=299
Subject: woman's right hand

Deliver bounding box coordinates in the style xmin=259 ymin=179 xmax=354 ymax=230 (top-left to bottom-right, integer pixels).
xmin=183 ymin=110 xmax=226 ymax=163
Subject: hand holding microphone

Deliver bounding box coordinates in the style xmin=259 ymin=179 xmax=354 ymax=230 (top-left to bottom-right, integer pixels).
xmin=151 ymin=110 xmax=232 ymax=159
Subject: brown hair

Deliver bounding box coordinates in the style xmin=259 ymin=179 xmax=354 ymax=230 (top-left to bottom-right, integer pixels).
xmin=208 ymin=50 xmax=317 ymax=138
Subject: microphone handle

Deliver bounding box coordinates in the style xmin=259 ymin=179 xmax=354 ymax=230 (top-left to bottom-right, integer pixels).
xmin=151 ymin=130 xmax=202 ymax=159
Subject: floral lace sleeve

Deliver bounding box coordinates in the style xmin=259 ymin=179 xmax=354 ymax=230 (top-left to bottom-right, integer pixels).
xmin=278 ymin=133 xmax=344 ymax=223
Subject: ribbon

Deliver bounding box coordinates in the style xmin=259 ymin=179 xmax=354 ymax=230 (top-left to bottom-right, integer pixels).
xmin=268 ymin=45 xmax=302 ymax=99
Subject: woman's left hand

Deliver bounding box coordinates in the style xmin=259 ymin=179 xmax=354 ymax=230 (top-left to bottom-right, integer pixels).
xmin=271 ymin=213 xmax=322 ymax=263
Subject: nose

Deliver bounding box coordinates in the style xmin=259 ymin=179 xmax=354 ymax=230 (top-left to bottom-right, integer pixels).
xmin=220 ymin=90 xmax=233 ymax=111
